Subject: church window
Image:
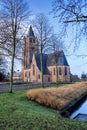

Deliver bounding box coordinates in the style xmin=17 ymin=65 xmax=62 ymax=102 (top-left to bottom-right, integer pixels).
xmin=33 ymin=39 xmax=35 ymax=43
xmin=29 ymin=72 xmax=30 ymax=77
xmin=25 ymin=72 xmax=27 ymax=77
xmin=48 ymin=77 xmax=50 ymax=82
xmin=33 ymin=64 xmax=35 ymax=75
xmin=38 ymin=74 xmax=40 ymax=79
xmin=53 ymin=68 xmax=56 ymax=75
xmin=59 ymin=67 xmax=62 ymax=75
xmin=65 ymin=67 xmax=67 ymax=75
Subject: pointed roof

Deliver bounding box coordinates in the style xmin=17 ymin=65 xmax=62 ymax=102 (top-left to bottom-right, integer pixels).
xmin=28 ymin=26 xmax=35 ymax=38
xmin=35 ymin=53 xmax=49 ymax=74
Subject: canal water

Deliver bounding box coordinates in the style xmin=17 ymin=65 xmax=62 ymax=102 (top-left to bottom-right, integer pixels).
xmin=70 ymin=98 xmax=87 ymax=120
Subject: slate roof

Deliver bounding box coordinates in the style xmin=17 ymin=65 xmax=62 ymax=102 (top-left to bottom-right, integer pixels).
xmin=35 ymin=53 xmax=49 ymax=74
xmin=34 ymin=51 xmax=69 ymax=74
xmin=47 ymin=51 xmax=69 ymax=66
xmin=25 ymin=51 xmax=69 ymax=74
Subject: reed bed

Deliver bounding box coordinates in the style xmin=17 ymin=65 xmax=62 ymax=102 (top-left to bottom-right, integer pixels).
xmin=27 ymin=82 xmax=87 ymax=110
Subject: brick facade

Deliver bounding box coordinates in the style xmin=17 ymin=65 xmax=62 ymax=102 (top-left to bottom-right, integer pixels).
xmin=22 ymin=26 xmax=70 ymax=83
xmin=23 ymin=54 xmax=70 ymax=83
xmin=48 ymin=66 xmax=70 ymax=82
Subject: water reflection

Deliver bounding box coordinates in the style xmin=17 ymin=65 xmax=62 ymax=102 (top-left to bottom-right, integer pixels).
xmin=70 ymin=99 xmax=87 ymax=119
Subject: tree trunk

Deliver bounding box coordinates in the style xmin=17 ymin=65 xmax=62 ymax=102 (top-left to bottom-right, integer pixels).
xmin=56 ymin=63 xmax=58 ymax=85
xmin=9 ymin=43 xmax=15 ymax=93
xmin=40 ymin=52 xmax=44 ymax=88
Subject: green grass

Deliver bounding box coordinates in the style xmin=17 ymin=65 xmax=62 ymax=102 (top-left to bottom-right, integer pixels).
xmin=0 ymin=89 xmax=87 ymax=130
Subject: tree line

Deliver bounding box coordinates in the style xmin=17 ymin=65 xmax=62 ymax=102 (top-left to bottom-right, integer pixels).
xmin=0 ymin=0 xmax=64 ymax=92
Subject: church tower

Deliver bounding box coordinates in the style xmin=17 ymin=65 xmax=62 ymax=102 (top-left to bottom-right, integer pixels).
xmin=22 ymin=26 xmax=38 ymax=78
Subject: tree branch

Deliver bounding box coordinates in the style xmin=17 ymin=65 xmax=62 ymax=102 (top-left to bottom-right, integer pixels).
xmin=64 ymin=19 xmax=87 ymax=23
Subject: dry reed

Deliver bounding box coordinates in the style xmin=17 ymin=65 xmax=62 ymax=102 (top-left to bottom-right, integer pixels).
xmin=27 ymin=81 xmax=87 ymax=110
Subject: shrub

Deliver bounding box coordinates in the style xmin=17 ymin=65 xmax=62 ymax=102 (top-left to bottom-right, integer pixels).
xmin=0 ymin=72 xmax=6 ymax=81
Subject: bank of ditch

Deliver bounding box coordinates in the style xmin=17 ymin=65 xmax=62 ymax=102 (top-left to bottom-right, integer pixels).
xmin=60 ymin=91 xmax=87 ymax=118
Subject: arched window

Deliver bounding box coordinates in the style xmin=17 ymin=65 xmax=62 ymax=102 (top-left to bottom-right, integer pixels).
xmin=29 ymin=38 xmax=32 ymax=42
xmin=59 ymin=67 xmax=62 ymax=75
xmin=53 ymin=68 xmax=56 ymax=75
xmin=33 ymin=64 xmax=35 ymax=75
xmin=25 ymin=72 xmax=27 ymax=77
xmin=65 ymin=67 xmax=67 ymax=75
xmin=33 ymin=39 xmax=35 ymax=43
xmin=29 ymin=72 xmax=30 ymax=77
xmin=38 ymin=74 xmax=40 ymax=79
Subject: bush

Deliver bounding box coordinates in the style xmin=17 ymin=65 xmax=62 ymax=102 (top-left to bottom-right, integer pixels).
xmin=0 ymin=72 xmax=6 ymax=81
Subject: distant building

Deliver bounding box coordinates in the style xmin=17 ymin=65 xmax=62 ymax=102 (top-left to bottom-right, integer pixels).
xmin=22 ymin=26 xmax=70 ymax=83
xmin=81 ymin=73 xmax=87 ymax=81
xmin=70 ymin=74 xmax=80 ymax=82
xmin=13 ymin=72 xmax=22 ymax=81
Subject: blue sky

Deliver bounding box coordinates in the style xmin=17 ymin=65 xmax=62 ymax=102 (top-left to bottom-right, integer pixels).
xmin=19 ymin=0 xmax=87 ymax=77
xmin=29 ymin=0 xmax=52 ymax=14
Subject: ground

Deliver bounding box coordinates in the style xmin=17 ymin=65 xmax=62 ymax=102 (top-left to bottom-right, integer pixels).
xmin=0 ymin=82 xmax=87 ymax=130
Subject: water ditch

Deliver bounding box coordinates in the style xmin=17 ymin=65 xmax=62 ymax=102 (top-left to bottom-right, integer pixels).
xmin=70 ymin=99 xmax=87 ymax=120
xmin=61 ymin=93 xmax=87 ymax=120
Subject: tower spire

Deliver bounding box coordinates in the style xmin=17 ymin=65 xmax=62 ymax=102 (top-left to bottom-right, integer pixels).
xmin=28 ymin=26 xmax=35 ymax=38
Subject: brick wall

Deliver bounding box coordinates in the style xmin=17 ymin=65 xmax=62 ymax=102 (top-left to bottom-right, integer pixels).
xmin=23 ymin=55 xmax=70 ymax=83
xmin=48 ymin=65 xmax=70 ymax=82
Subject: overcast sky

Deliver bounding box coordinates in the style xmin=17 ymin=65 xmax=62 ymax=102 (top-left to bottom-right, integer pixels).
xmin=16 ymin=0 xmax=87 ymax=77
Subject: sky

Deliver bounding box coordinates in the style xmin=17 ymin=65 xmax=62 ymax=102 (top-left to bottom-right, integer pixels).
xmin=27 ymin=0 xmax=87 ymax=77
xmin=14 ymin=0 xmax=87 ymax=77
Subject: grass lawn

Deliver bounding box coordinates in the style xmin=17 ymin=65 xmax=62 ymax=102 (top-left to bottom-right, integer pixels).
xmin=0 ymin=87 xmax=87 ymax=130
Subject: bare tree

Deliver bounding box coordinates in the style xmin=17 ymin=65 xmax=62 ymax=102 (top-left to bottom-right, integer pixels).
xmin=0 ymin=0 xmax=30 ymax=93
xmin=0 ymin=54 xmax=9 ymax=80
xmin=33 ymin=13 xmax=53 ymax=87
xmin=52 ymin=0 xmax=87 ymax=46
xmin=51 ymin=34 xmax=64 ymax=84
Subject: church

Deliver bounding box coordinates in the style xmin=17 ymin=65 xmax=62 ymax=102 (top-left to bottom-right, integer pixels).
xmin=22 ymin=26 xmax=70 ymax=83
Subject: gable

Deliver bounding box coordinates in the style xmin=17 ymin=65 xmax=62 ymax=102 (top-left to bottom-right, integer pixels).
xmin=47 ymin=51 xmax=69 ymax=66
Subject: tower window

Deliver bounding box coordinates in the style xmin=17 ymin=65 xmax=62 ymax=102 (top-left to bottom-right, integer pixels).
xmin=30 ymin=38 xmax=32 ymax=42
xmin=32 ymin=47 xmax=35 ymax=50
